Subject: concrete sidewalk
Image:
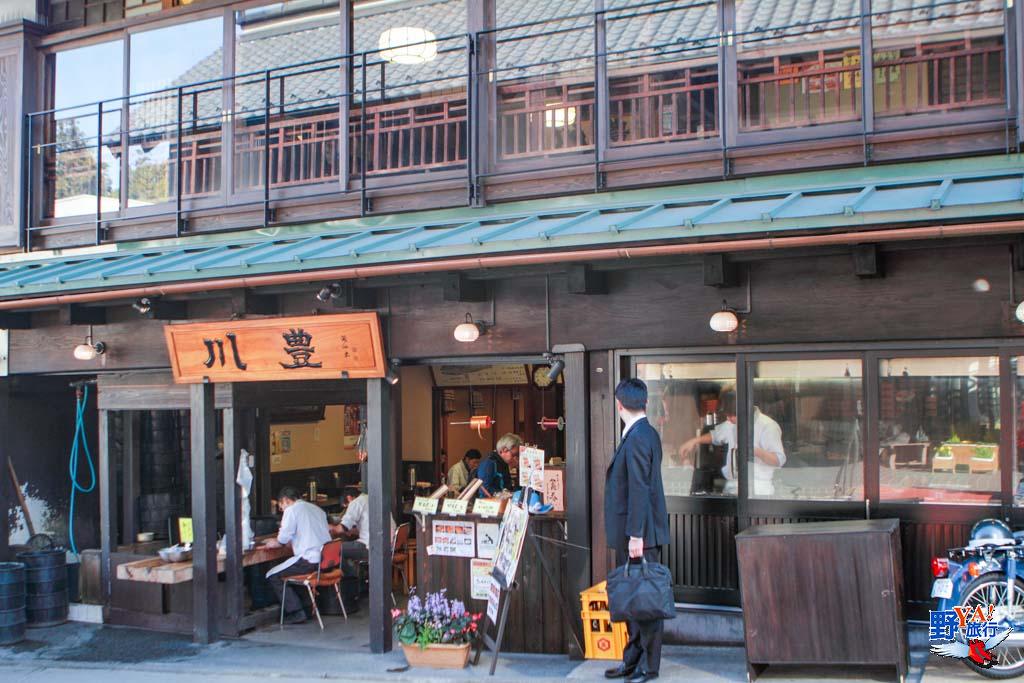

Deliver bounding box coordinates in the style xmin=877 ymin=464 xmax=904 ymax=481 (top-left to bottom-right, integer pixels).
xmin=0 ymin=620 xmax=987 ymax=682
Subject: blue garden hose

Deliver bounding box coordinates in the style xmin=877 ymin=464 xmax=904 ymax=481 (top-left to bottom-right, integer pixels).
xmin=68 ymin=385 xmax=96 ymax=555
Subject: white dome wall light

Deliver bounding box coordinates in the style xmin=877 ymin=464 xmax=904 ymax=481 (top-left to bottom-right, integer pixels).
xmin=379 ymin=27 xmax=438 ymax=65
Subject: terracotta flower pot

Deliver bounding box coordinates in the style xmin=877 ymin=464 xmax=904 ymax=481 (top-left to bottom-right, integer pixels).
xmin=401 ymin=642 xmax=472 ymax=669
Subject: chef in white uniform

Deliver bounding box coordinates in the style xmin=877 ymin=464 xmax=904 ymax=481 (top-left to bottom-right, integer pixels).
xmin=679 ymin=390 xmax=786 ymax=497
xmin=263 ymin=486 xmax=331 ymax=624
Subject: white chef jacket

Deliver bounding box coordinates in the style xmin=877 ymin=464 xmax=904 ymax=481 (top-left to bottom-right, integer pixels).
xmin=267 ymin=499 xmax=331 ymax=576
xmin=342 ymin=494 xmax=396 ymax=548
xmin=711 ymin=408 xmax=786 ymax=495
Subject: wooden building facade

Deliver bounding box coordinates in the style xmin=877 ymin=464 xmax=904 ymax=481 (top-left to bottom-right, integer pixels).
xmin=0 ymin=0 xmax=1023 ymax=656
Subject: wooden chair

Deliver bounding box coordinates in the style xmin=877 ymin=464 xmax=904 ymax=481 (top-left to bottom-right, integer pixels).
xmin=279 ymin=538 xmax=347 ymax=630
xmin=391 ymin=523 xmax=411 ymax=603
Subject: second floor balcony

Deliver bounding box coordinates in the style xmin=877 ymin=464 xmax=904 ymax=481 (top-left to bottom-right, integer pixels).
xmin=24 ymin=0 xmax=1020 ymax=250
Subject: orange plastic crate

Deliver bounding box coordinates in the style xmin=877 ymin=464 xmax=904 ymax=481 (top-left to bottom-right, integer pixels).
xmin=580 ymin=581 xmax=629 ymax=660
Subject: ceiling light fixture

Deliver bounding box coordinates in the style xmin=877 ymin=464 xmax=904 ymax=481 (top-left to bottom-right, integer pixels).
xmin=454 ymin=313 xmax=485 ymax=343
xmin=73 ymin=330 xmax=106 ymax=361
xmin=709 ymin=304 xmax=739 ymax=333
xmin=543 ymin=352 xmax=565 ymax=382
xmin=379 ymin=27 xmax=438 ymax=65
xmin=1015 ymin=301 xmax=1024 ymax=324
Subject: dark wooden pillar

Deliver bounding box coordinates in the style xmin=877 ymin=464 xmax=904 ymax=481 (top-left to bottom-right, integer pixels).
xmin=366 ymin=378 xmax=394 ymax=654
xmin=589 ymin=351 xmax=616 ymax=584
xmin=0 ymin=379 xmax=9 ymax=561
xmin=255 ymin=407 xmax=272 ymax=515
xmin=121 ymin=412 xmax=140 ymax=545
xmin=338 ymin=0 xmax=353 ymax=191
xmin=190 ymin=383 xmax=218 ymax=644
xmin=98 ymin=408 xmax=116 ymax=612
xmin=222 ymin=388 xmax=246 ymax=637
xmin=468 ymin=0 xmax=496 ymax=203
xmin=0 ymin=20 xmax=42 ymax=249
xmin=561 ymin=348 xmax=590 ymax=659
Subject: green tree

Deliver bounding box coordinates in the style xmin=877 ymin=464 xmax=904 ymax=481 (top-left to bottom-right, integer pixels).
xmin=54 ymin=119 xmax=112 ymax=199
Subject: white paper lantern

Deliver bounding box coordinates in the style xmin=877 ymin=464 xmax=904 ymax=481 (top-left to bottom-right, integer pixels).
xmin=709 ymin=309 xmax=739 ymax=333
xmin=379 ymin=27 xmax=438 ymax=65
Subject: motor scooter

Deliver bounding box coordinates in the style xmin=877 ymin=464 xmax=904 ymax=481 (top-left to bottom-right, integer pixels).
xmin=933 ymin=519 xmax=1024 ymax=679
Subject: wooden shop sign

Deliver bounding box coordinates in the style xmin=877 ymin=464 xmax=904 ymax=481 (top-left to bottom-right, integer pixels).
xmin=164 ymin=313 xmax=386 ymax=383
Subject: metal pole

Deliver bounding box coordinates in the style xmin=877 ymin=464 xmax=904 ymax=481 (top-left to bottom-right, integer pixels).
xmin=360 ymin=53 xmax=368 ymax=215
xmin=263 ymin=70 xmax=272 ymax=227
xmin=95 ymin=100 xmax=103 ymax=245
xmin=592 ymin=5 xmax=602 ymax=191
xmin=176 ymin=87 xmax=184 ymax=236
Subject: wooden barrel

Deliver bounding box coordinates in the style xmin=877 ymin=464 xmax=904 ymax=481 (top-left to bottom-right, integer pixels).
xmin=0 ymin=562 xmax=26 ymax=645
xmin=17 ymin=551 xmax=68 ymax=628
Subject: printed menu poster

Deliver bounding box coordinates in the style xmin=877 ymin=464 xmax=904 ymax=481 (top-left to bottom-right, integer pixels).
xmin=487 ymin=577 xmax=502 ymax=622
xmin=476 ymin=522 xmax=500 ymax=560
xmin=471 ymin=559 xmax=493 ymax=600
xmin=490 ymin=503 xmax=529 ymax=587
xmin=518 ymin=445 xmax=545 ymax=489
xmin=431 ymin=519 xmax=476 ymax=558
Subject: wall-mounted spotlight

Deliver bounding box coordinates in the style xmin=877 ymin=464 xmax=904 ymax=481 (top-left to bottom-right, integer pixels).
xmin=315 ymin=283 xmax=343 ymax=303
xmin=454 ymin=312 xmax=488 ymax=343
xmin=73 ymin=335 xmax=106 ymax=361
xmin=132 ymin=297 xmax=153 ymax=315
xmin=543 ymin=352 xmax=565 ymax=382
xmin=385 ymin=358 xmax=401 ymax=386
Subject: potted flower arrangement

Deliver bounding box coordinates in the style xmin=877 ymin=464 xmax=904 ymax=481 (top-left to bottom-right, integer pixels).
xmin=392 ymin=590 xmax=482 ymax=669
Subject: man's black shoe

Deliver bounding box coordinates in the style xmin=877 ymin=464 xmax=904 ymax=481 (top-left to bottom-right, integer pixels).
xmin=284 ymin=611 xmax=307 ymax=625
xmin=604 ymin=664 xmax=635 ymax=679
xmin=626 ymin=671 xmax=658 ymax=683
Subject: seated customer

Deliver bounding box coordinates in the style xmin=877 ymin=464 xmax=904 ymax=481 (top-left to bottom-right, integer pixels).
xmin=330 ymin=486 xmax=396 ymax=609
xmin=476 ymin=433 xmax=522 ymax=498
xmin=263 ymin=486 xmax=331 ymax=625
xmin=447 ymin=448 xmax=482 ymax=494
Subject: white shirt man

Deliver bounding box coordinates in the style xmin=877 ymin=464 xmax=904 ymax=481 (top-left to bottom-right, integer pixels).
xmin=710 ymin=408 xmax=786 ymax=496
xmin=263 ymin=488 xmax=332 ymax=624
xmin=341 ymin=493 xmax=397 ymax=549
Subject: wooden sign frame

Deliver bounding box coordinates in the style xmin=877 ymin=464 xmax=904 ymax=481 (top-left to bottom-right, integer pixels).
xmin=164 ymin=313 xmax=386 ymax=383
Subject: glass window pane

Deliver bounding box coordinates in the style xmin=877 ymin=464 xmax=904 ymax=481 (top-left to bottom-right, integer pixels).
xmin=606 ymin=0 xmax=719 ymax=146
xmin=750 ymin=359 xmax=864 ymax=500
xmin=879 ymin=356 xmax=1000 ymax=504
xmin=234 ymin=1 xmax=344 ymax=191
xmin=736 ymin=0 xmax=862 ymax=132
xmin=129 ymin=18 xmax=224 ymax=204
xmin=872 ymin=0 xmax=1005 ymax=119
xmin=495 ymin=0 xmax=594 ymax=160
xmin=638 ymin=361 xmax=737 ymax=498
xmin=48 ymin=41 xmax=124 ymax=218
xmin=354 ymin=0 xmax=467 ymax=177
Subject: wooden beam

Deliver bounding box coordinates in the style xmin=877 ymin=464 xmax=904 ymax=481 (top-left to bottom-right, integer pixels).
xmin=702 ymin=254 xmax=738 ymax=287
xmin=121 ymin=412 xmax=140 ymax=545
xmin=562 ymin=350 xmax=590 ymax=659
xmin=59 ymin=304 xmax=107 ymax=326
xmin=190 ymin=382 xmax=218 ymax=644
xmin=0 ymin=313 xmax=30 ymax=329
xmin=222 ymin=391 xmax=246 ymax=638
xmin=442 ymin=273 xmax=488 ymax=302
xmin=230 ymin=290 xmax=279 ymax=317
xmin=141 ymin=299 xmax=189 ymax=320
xmin=98 ymin=409 xmax=115 ymax=615
xmin=468 ymin=0 xmax=496 ymax=203
xmin=366 ymin=378 xmax=394 ymax=654
xmin=566 ymin=265 xmax=607 ymax=295
xmin=852 ymin=244 xmax=883 ymax=278
xmin=339 ymin=0 xmax=353 ymax=192
xmin=255 ymin=408 xmax=272 ymax=516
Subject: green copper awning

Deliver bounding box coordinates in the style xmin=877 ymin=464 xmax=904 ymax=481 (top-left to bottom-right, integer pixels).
xmin=1 ymin=155 xmax=1022 ymax=300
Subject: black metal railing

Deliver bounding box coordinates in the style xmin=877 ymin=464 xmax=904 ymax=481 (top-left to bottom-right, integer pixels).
xmin=23 ymin=0 xmax=1016 ymax=250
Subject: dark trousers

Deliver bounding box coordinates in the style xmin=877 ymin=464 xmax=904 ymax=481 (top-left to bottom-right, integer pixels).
xmin=269 ymin=559 xmax=318 ymax=615
xmin=614 ymin=545 xmax=664 ymax=675
xmin=342 ymin=541 xmax=369 ymax=603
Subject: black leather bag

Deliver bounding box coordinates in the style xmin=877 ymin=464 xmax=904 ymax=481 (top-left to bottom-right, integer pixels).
xmin=606 ymin=558 xmax=675 ymax=622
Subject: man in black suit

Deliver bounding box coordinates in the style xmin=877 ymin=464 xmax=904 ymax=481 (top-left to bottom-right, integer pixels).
xmin=604 ymin=378 xmax=670 ymax=683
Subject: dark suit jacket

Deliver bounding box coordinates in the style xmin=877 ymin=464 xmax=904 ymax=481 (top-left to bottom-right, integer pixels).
xmin=604 ymin=417 xmax=670 ymax=552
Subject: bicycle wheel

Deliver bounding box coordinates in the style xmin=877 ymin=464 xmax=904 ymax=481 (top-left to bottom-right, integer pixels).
xmin=960 ymin=574 xmax=1024 ymax=679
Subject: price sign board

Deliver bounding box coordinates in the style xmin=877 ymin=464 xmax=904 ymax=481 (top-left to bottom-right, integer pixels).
xmin=441 ymin=498 xmax=469 ymax=515
xmin=413 ymin=497 xmax=439 ymax=514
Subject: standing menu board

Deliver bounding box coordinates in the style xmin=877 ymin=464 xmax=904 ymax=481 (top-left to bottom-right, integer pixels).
xmin=490 ymin=503 xmax=529 ymax=588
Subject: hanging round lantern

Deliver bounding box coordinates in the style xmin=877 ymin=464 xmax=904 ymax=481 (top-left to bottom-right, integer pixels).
xmin=378 ymin=27 xmax=438 ymax=65
xmin=544 ymin=106 xmax=577 ymax=129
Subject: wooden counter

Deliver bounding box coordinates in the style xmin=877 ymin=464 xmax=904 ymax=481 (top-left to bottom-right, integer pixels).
xmin=416 ymin=512 xmax=570 ymax=655
xmin=116 ymin=536 xmax=291 ymax=584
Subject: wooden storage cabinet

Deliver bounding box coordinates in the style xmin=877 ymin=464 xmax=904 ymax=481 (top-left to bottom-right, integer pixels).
xmin=736 ymin=519 xmax=907 ymax=681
